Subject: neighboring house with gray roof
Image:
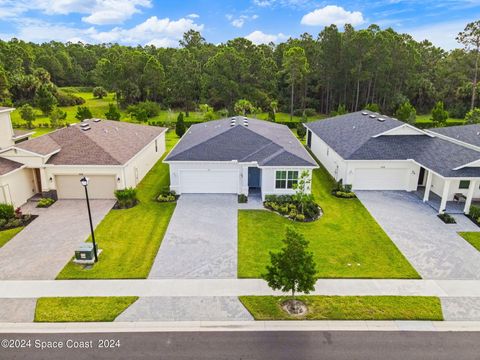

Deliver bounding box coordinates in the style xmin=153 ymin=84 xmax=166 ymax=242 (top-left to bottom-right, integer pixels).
xmin=0 ymin=110 xmax=166 ymax=206
xmin=305 ymin=111 xmax=480 ymax=214
xmin=165 ymin=117 xmax=317 ymax=199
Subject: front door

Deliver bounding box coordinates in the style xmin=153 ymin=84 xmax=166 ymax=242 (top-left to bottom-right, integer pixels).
xmin=418 ymin=167 xmax=426 ymax=186
xmin=248 ymin=167 xmax=261 ymax=188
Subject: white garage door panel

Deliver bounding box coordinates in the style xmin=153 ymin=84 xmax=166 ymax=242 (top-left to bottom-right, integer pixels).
xmin=354 ymin=168 xmax=409 ymax=190
xmin=56 ymin=175 xmax=116 ymax=199
xmin=180 ymin=170 xmax=238 ymax=194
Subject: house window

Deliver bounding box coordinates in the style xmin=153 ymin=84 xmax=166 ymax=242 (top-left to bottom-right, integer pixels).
xmin=275 ymin=170 xmax=299 ymax=189
xmin=459 ymin=180 xmax=470 ymax=189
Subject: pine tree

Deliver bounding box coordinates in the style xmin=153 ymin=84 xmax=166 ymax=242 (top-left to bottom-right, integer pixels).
xmin=176 ymin=112 xmax=186 ymax=137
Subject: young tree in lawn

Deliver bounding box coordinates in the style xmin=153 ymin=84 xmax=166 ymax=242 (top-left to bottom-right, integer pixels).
xmin=395 ymin=101 xmax=417 ymax=124
xmin=176 ymin=112 xmax=186 ymax=138
xmin=293 ymin=170 xmax=312 ymax=215
xmin=34 ymin=84 xmax=57 ymax=114
xmin=270 ymin=100 xmax=278 ymax=115
xmin=296 ymin=117 xmax=307 ymax=140
xmin=49 ymin=106 xmax=66 ymax=128
xmin=104 ymin=103 xmax=121 ymax=121
xmin=282 ymin=47 xmax=309 ymax=121
xmin=457 ymin=21 xmax=480 ymax=110
xmin=19 ymin=104 xmax=35 ymax=129
xmin=93 ymin=86 xmax=108 ymax=99
xmin=262 ymin=227 xmax=316 ymax=313
xmin=465 ymin=108 xmax=480 ymax=124
xmin=75 ymin=106 xmax=92 ymax=121
xmin=431 ymin=101 xmax=449 ymax=126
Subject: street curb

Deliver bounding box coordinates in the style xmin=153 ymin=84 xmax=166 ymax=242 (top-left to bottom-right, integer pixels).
xmin=1 ymin=320 xmax=480 ymax=333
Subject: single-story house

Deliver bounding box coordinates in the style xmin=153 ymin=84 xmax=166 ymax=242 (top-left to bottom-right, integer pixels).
xmin=164 ymin=117 xmax=318 ymax=199
xmin=305 ymin=110 xmax=480 ymax=214
xmin=0 ymin=107 xmax=166 ymax=207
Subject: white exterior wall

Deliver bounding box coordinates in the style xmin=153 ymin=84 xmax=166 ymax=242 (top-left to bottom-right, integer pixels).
xmin=0 ymin=112 xmax=14 ymax=150
xmin=430 ymin=172 xmax=480 ymax=200
xmin=123 ymin=133 xmax=165 ymax=188
xmin=309 ymin=132 xmax=347 ymax=181
xmin=0 ymin=168 xmax=36 ymax=207
xmin=44 ymin=166 xmax=122 ymax=192
xmin=261 ymin=168 xmax=313 ymax=199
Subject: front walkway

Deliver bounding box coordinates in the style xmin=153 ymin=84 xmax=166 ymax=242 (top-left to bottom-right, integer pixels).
xmin=148 ymin=194 xmax=238 ymax=278
xmin=356 ymin=191 xmax=480 ymax=279
xmin=0 ymin=200 xmax=115 ymax=280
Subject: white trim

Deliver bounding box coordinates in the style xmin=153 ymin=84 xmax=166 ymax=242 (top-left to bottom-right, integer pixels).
xmin=372 ymin=124 xmax=434 ymax=138
xmin=427 ymin=129 xmax=480 ymax=152
xmin=0 ymin=107 xmax=14 ymax=114
xmin=12 ymin=131 xmax=35 ymax=140
xmin=453 ymin=158 xmax=480 ymax=171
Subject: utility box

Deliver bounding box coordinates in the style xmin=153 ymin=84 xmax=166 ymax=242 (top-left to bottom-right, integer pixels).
xmin=74 ymin=243 xmax=95 ymax=263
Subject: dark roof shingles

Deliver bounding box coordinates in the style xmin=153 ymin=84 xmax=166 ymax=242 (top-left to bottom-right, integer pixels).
xmin=0 ymin=158 xmax=23 ymax=176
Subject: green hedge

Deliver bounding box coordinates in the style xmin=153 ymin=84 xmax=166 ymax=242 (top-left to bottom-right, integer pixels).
xmin=415 ymin=121 xmax=465 ymax=129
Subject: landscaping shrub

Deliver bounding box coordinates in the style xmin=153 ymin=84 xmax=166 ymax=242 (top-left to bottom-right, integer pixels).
xmin=37 ymin=198 xmax=55 ymax=208
xmin=114 ymin=188 xmax=138 ymax=209
xmin=0 ymin=203 xmax=14 ymax=220
xmin=127 ymin=101 xmax=160 ymax=120
xmin=264 ymin=194 xmax=320 ymax=222
xmin=56 ymin=91 xmax=85 ymax=106
xmin=469 ymin=205 xmax=480 ymax=220
xmin=238 ymin=194 xmax=248 ymax=203
xmin=157 ymin=188 xmax=177 ymax=202
xmin=438 ymin=213 xmax=456 ymax=224
xmin=331 ymin=179 xmax=356 ymax=198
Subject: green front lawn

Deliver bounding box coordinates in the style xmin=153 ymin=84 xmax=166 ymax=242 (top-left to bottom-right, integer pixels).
xmin=35 ymin=297 xmax=137 ymax=322
xmin=57 ymin=131 xmax=179 ymax=279
xmin=240 ymin=296 xmax=443 ymax=321
xmin=238 ymin=165 xmax=419 ymax=279
xmin=415 ymin=113 xmax=465 ymax=123
xmin=459 ymin=232 xmax=480 ymax=252
xmin=0 ymin=227 xmax=24 ymax=248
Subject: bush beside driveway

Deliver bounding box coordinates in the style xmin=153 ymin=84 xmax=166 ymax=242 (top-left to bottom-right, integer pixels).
xmin=238 ymin=165 xmax=419 ymax=279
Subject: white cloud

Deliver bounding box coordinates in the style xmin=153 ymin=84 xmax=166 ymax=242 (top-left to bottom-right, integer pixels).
xmin=227 ymin=14 xmax=259 ymax=28
xmin=5 ymin=15 xmax=204 ymax=47
xmin=0 ymin=0 xmax=152 ymax=25
xmin=187 ymin=13 xmax=199 ymax=18
xmin=245 ymin=30 xmax=289 ymax=44
xmin=301 ymin=5 xmax=364 ymax=26
xmin=252 ymin=0 xmax=313 ymax=8
xmin=405 ymin=19 xmax=468 ymax=50
xmin=231 ymin=18 xmax=245 ymax=28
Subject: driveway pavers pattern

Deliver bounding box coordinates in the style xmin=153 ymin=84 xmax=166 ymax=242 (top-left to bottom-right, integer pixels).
xmin=148 ymin=194 xmax=238 ymax=279
xmin=356 ymin=191 xmax=480 ymax=280
xmin=0 ymin=200 xmax=114 ymax=280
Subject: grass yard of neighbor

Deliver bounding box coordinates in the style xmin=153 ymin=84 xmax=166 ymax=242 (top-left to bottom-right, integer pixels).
xmin=56 ymin=131 xmax=179 ymax=279
xmin=0 ymin=227 xmax=24 ymax=248
xmin=415 ymin=113 xmax=464 ymax=123
xmin=240 ymin=296 xmax=443 ymax=321
xmin=238 ymin=163 xmax=419 ymax=279
xmin=35 ymin=297 xmax=138 ymax=322
xmin=459 ymin=232 xmax=480 ymax=252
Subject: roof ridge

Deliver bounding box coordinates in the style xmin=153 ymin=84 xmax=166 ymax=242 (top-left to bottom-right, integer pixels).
xmin=239 ymin=139 xmax=277 ymax=162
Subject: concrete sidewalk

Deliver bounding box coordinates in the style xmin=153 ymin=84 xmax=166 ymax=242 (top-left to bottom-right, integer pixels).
xmin=3 ymin=279 xmax=480 ymax=298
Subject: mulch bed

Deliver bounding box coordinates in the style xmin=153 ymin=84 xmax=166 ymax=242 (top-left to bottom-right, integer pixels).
xmin=0 ymin=214 xmax=38 ymax=231
xmin=112 ymin=200 xmax=139 ymax=210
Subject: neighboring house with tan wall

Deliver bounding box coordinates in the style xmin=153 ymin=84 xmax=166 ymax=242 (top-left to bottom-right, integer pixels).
xmin=0 ymin=107 xmax=166 ymax=207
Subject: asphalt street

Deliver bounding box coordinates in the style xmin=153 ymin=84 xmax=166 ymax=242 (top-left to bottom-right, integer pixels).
xmin=1 ymin=331 xmax=480 ymax=360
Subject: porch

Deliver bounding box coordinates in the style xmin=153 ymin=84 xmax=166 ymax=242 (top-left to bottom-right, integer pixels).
xmin=414 ymin=187 xmax=480 ymax=214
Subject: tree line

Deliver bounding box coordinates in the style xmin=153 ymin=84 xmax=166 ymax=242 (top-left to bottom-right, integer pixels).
xmin=0 ymin=21 xmax=479 ymax=121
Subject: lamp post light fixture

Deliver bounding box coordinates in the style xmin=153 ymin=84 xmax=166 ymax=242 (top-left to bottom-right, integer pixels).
xmin=80 ymin=176 xmax=98 ymax=263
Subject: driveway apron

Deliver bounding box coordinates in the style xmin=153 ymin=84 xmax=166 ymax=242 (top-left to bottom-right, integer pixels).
xmin=356 ymin=191 xmax=480 ymax=280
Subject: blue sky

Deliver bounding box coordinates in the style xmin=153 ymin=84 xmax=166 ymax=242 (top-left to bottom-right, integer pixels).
xmin=0 ymin=0 xmax=479 ymax=49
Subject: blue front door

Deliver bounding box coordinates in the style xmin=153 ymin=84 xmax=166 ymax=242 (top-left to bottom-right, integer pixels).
xmin=248 ymin=167 xmax=261 ymax=188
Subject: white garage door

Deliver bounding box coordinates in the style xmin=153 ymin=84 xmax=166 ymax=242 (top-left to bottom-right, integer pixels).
xmin=180 ymin=169 xmax=238 ymax=194
xmin=56 ymin=175 xmax=116 ymax=199
xmin=353 ymin=168 xmax=409 ymax=190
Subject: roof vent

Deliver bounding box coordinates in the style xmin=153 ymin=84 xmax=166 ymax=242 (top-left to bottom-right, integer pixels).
xmin=243 ymin=119 xmax=249 ymax=127
xmin=81 ymin=125 xmax=91 ymax=131
xmin=80 ymin=122 xmax=90 ymax=128
xmin=230 ymin=119 xmax=236 ymax=127
xmin=93 ymin=119 xmax=101 ymax=123
xmin=361 ymin=112 xmax=368 ymax=115
xmin=477 ymin=132 xmax=480 ymax=136
xmin=369 ymin=114 xmax=376 ymax=119
xmin=377 ymin=117 xmax=386 ymax=122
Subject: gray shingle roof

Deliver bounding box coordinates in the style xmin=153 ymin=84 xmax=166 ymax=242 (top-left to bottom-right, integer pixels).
xmin=165 ymin=117 xmax=317 ymax=167
xmin=307 ymin=111 xmax=480 ymax=178
xmin=429 ymin=124 xmax=480 ymax=148
xmin=0 ymin=158 xmax=23 ymax=176
xmin=16 ymin=120 xmax=166 ymax=165
xmin=305 ymin=111 xmax=404 ymax=158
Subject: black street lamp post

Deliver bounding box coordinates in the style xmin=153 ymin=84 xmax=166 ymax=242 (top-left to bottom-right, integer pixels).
xmin=80 ymin=176 xmax=98 ymax=263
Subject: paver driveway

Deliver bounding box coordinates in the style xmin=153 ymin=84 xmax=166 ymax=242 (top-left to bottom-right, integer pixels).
xmin=0 ymin=200 xmax=114 ymax=280
xmin=356 ymin=191 xmax=480 ymax=280
xmin=149 ymin=194 xmax=238 ymax=278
